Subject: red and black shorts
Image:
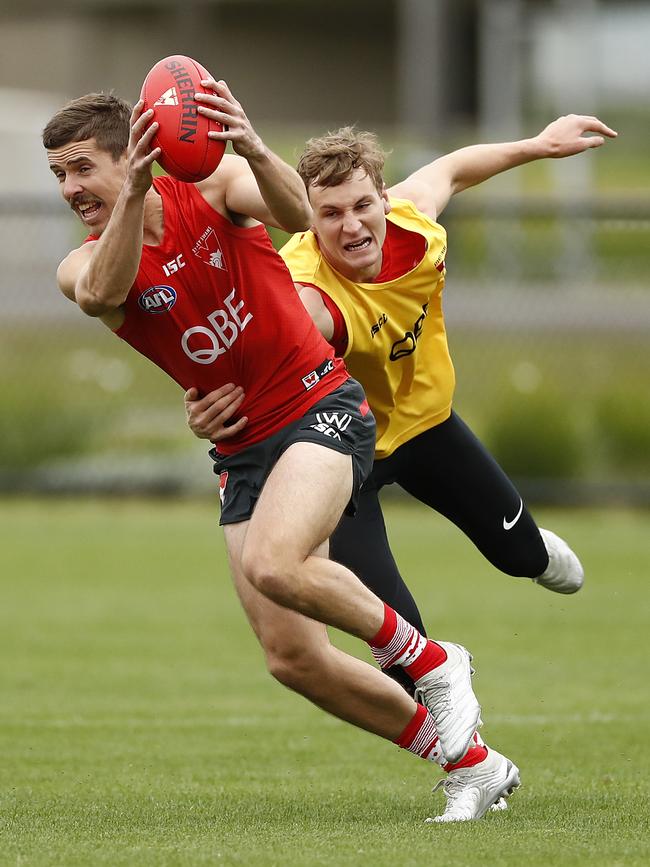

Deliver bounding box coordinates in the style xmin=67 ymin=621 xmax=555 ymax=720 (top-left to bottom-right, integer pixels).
xmin=209 ymin=378 xmax=376 ymax=526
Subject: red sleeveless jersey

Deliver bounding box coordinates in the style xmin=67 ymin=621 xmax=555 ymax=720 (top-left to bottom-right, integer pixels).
xmin=114 ymin=176 xmax=348 ymax=454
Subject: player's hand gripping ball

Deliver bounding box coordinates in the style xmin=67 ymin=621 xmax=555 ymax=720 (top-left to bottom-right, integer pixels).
xmin=140 ymin=55 xmax=225 ymax=182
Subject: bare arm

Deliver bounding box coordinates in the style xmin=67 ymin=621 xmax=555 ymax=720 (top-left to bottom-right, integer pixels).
xmin=56 ymin=241 xmax=124 ymax=331
xmin=195 ymin=79 xmax=311 ymax=231
xmin=389 ymin=114 xmax=618 ymax=220
xmin=73 ymin=102 xmax=161 ymax=317
xmin=297 ymin=283 xmax=334 ymax=341
xmin=57 ymin=243 xmax=94 ymax=303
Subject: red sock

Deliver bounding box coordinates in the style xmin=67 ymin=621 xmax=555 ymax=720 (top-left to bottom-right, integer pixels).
xmin=369 ymin=603 xmax=447 ymax=679
xmin=394 ymin=704 xmax=445 ymax=765
xmin=369 ymin=603 xmax=398 ymax=649
xmin=443 ymin=732 xmax=488 ymax=772
xmin=403 ymin=641 xmax=447 ymax=681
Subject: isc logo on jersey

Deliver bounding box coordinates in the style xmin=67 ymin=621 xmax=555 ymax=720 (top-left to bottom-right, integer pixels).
xmin=138 ymin=285 xmax=177 ymax=313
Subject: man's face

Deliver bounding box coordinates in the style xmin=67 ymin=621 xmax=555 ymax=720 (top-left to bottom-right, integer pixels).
xmin=47 ymin=138 xmax=127 ymax=234
xmin=308 ymin=169 xmax=391 ymax=282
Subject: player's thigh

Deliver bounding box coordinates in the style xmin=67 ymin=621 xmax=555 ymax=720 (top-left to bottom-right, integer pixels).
xmin=399 ymin=413 xmax=546 ymax=575
xmin=247 ymin=441 xmax=354 ymax=564
xmin=330 ymin=479 xmax=384 ymax=576
xmin=224 ymin=521 xmax=330 ymax=656
xmin=398 ymin=413 xmax=521 ymax=519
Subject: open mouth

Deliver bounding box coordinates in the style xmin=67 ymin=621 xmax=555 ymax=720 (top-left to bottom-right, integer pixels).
xmin=343 ymin=237 xmax=372 ymax=253
xmin=74 ymin=199 xmax=102 ymax=222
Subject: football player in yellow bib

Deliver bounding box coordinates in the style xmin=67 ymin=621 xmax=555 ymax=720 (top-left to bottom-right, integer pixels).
xmin=186 ymin=114 xmax=615 ymax=821
xmin=188 ymin=114 xmax=615 ymax=621
xmin=282 ymin=118 xmax=606 ymax=627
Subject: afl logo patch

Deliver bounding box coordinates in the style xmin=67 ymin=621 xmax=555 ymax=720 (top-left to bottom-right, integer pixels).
xmin=138 ymin=285 xmax=177 ymax=313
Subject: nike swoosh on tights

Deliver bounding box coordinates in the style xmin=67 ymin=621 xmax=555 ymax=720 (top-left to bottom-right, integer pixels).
xmin=503 ymin=498 xmax=523 ymax=531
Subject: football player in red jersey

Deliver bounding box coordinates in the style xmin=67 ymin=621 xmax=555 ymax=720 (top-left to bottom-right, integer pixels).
xmin=44 ymin=82 xmax=519 ymax=822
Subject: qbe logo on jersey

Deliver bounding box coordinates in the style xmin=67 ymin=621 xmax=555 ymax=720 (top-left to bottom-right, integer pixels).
xmin=138 ymin=285 xmax=177 ymax=314
xmin=181 ymin=288 xmax=252 ymax=364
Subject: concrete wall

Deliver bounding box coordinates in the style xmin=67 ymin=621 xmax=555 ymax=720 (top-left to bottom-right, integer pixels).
xmin=0 ymin=1 xmax=396 ymax=130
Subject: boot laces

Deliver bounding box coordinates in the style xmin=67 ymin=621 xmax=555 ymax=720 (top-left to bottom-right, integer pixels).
xmin=432 ymin=768 xmax=477 ymax=812
xmin=414 ymin=678 xmax=452 ymax=720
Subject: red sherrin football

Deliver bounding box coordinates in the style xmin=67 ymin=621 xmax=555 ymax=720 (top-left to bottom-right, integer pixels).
xmin=140 ymin=55 xmax=225 ymax=183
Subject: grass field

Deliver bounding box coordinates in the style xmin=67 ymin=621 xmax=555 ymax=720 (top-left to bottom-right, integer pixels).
xmin=0 ymin=498 xmax=648 ymax=866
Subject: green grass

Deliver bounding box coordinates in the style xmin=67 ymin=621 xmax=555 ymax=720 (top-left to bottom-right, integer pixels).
xmin=0 ymin=499 xmax=649 ymax=866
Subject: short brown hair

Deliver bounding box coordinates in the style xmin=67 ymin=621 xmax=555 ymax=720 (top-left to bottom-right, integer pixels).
xmin=42 ymin=92 xmax=131 ymax=161
xmin=297 ymin=126 xmax=386 ymax=195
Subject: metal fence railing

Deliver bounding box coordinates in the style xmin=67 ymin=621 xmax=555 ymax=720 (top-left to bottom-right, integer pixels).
xmin=2 ymin=197 xmax=649 ymax=501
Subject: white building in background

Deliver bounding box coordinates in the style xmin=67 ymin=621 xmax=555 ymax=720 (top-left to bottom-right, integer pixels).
xmin=532 ymin=2 xmax=650 ymax=104
xmin=1 ymin=0 xmax=647 ymax=315
xmin=0 ymin=89 xmax=69 ymax=195
xmin=0 ymin=89 xmax=79 ymax=319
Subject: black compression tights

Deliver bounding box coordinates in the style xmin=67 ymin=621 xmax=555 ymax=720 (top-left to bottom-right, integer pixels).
xmin=330 ymin=411 xmax=549 ymax=636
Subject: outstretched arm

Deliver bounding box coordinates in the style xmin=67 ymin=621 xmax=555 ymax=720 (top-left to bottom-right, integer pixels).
xmin=388 ymin=114 xmax=618 ymax=220
xmin=195 ymin=79 xmax=311 ymax=231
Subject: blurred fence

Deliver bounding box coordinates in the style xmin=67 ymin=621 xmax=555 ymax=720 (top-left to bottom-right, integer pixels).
xmin=1 ymin=195 xmax=649 ymax=503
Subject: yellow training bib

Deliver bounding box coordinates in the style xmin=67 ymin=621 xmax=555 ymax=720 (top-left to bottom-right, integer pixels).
xmin=281 ymin=198 xmax=455 ymax=458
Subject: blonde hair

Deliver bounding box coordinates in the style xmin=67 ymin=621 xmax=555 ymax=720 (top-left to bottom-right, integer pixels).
xmin=297 ymin=126 xmax=386 ymax=194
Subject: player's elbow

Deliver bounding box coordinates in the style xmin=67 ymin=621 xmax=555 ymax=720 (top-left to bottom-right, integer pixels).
xmin=280 ymin=208 xmax=312 ymax=234
xmin=76 ymin=298 xmax=106 ymax=317
xmin=75 ymin=284 xmax=120 ymax=318
xmin=280 ymin=195 xmax=312 ymax=233
xmin=284 ymin=218 xmax=310 ymax=233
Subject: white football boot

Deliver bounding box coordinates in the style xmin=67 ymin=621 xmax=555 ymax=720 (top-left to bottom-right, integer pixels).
xmin=534 ymin=528 xmax=584 ymax=594
xmin=426 ymin=748 xmax=520 ymax=823
xmin=413 ymin=642 xmax=481 ymax=765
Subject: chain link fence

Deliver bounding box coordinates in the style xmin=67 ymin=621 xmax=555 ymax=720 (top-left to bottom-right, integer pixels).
xmin=2 ymin=195 xmax=649 ymax=502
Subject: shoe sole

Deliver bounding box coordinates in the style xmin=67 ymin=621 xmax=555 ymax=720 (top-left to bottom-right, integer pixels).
xmin=533 ymin=576 xmax=583 ymax=594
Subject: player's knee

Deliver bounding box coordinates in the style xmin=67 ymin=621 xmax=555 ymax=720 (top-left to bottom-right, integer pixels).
xmin=241 ymin=548 xmax=302 ymax=608
xmin=489 ymin=529 xmax=549 ymax=577
xmin=265 ymin=644 xmax=323 ymax=696
xmin=497 ymin=546 xmax=549 ymax=578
